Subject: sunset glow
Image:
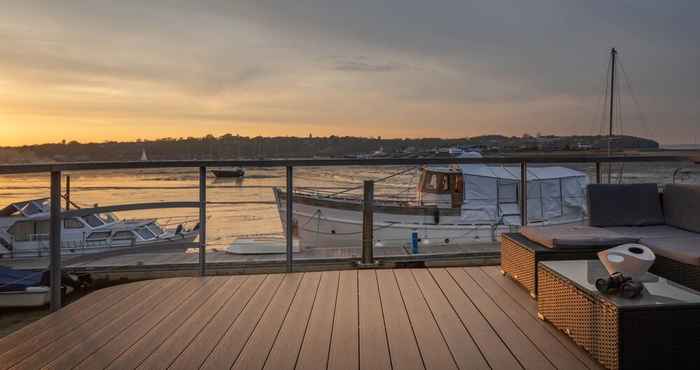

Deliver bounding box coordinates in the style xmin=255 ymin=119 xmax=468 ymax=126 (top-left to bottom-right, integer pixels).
xmin=1 ymin=1 xmax=698 ymax=146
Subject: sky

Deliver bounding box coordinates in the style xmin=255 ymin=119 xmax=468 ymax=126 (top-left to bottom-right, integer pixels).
xmin=0 ymin=1 xmax=698 ymax=146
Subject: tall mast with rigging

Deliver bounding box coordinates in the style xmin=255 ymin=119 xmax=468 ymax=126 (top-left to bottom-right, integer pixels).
xmin=608 ymin=47 xmax=617 ymax=155
xmin=607 ymin=47 xmax=617 ymax=182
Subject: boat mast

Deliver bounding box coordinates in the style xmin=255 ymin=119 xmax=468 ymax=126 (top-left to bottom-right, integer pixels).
xmin=607 ymin=47 xmax=617 ymax=182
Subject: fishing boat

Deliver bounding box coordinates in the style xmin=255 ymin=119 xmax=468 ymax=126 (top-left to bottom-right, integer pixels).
xmin=273 ymin=152 xmax=588 ymax=248
xmin=211 ymin=167 xmax=245 ymax=178
xmin=0 ymin=199 xmax=199 ymax=258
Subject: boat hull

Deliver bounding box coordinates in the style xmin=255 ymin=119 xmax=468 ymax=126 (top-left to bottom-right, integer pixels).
xmin=274 ymin=189 xmax=582 ymax=249
xmin=3 ymin=230 xmax=198 ymax=259
xmin=0 ymin=286 xmax=50 ymax=307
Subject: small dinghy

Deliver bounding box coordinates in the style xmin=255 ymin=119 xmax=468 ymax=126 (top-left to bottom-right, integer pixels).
xmin=0 ymin=267 xmax=50 ymax=307
xmin=211 ymin=167 xmax=245 ymax=178
xmin=0 ymin=267 xmax=84 ymax=307
xmin=225 ymin=237 xmax=300 ymax=254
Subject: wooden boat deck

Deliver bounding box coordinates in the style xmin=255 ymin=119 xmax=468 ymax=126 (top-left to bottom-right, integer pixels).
xmin=0 ymin=267 xmax=603 ymax=370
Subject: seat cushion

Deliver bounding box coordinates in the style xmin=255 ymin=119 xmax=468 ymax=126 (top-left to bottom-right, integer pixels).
xmin=641 ymin=237 xmax=700 ymax=266
xmin=521 ymin=224 xmax=639 ymax=249
xmin=663 ymin=184 xmax=700 ymax=233
xmin=606 ymin=225 xmax=699 ymax=239
xmin=587 ymin=184 xmax=664 ymax=227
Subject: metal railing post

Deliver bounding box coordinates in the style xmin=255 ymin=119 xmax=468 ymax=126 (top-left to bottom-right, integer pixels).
xmin=520 ymin=162 xmax=528 ymax=227
xmin=49 ymin=171 xmax=62 ymax=312
xmin=286 ymin=166 xmax=294 ymax=272
xmin=358 ymin=180 xmax=378 ymax=266
xmin=199 ymin=166 xmax=206 ymax=276
xmin=65 ymin=175 xmax=70 ymax=211
xmin=595 ymin=162 xmax=601 ymax=184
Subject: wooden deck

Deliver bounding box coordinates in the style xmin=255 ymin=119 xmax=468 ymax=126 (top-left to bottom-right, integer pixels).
xmin=0 ymin=267 xmax=603 ymax=370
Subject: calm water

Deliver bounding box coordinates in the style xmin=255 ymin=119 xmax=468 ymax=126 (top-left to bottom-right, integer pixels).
xmin=0 ymin=162 xmax=694 ymax=248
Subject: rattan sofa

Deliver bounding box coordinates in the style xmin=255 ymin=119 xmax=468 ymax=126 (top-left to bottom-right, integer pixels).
xmin=502 ymin=183 xmax=700 ymax=295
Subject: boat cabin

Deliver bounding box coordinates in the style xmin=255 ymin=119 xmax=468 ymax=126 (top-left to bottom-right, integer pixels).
xmin=416 ymin=167 xmax=464 ymax=208
xmin=417 ymin=164 xmax=588 ymax=225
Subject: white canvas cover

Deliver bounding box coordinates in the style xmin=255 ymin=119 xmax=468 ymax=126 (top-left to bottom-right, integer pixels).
xmin=458 ymin=164 xmax=588 ymax=224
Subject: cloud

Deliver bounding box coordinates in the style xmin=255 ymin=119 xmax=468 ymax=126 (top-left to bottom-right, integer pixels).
xmin=323 ymin=56 xmax=403 ymax=72
xmin=0 ymin=1 xmax=698 ymax=144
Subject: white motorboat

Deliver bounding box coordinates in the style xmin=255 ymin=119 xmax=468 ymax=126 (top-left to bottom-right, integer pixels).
xmin=0 ymin=199 xmax=199 ymax=258
xmin=273 ymin=153 xmax=588 ymax=249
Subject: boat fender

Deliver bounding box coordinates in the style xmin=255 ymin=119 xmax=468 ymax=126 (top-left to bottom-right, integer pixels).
xmin=433 ymin=208 xmax=440 ymax=224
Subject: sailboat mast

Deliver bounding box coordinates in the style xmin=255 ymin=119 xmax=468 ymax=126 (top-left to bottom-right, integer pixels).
xmin=607 ymin=47 xmax=617 ymax=183
xmin=608 ymin=47 xmax=617 ymax=156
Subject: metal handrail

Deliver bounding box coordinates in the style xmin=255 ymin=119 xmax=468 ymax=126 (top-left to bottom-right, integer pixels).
xmin=0 ymin=154 xmax=691 ymax=174
xmin=4 ymin=154 xmax=691 ymax=312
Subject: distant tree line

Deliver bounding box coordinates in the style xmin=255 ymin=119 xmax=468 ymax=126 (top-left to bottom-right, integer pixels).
xmin=0 ymin=133 xmax=659 ymax=163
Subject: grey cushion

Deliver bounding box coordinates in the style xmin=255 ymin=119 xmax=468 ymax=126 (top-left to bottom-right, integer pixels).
xmin=606 ymin=225 xmax=699 ymax=240
xmin=521 ymin=224 xmax=639 ymax=249
xmin=587 ymin=184 xmax=664 ymax=227
xmin=663 ymin=184 xmax=700 ymax=233
xmin=641 ymin=237 xmax=700 ymax=266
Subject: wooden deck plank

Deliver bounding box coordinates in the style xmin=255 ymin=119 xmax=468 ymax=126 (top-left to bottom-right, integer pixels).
xmin=357 ymin=270 xmax=392 ymax=370
xmin=168 ymin=274 xmax=268 ymax=370
xmin=393 ymin=269 xmax=458 ymax=370
xmin=136 ymin=276 xmax=248 ymax=370
xmin=480 ymin=266 xmax=604 ymax=370
xmin=106 ymin=276 xmax=229 ymax=369
xmin=71 ymin=277 xmax=212 ymax=370
xmin=42 ymin=278 xmax=187 ymax=370
xmin=0 ymin=267 xmax=604 ymax=370
xmin=428 ymin=268 xmax=522 ymax=370
xmin=0 ymin=281 xmax=137 ymax=352
xmin=327 ymin=270 xmax=359 ymax=370
xmin=295 ymin=271 xmax=340 ymax=370
xmin=376 ymin=269 xmax=425 ymax=370
xmin=230 ymin=273 xmax=304 ymax=370
xmin=446 ymin=267 xmax=555 ymax=370
xmin=198 ymin=274 xmax=285 ymax=370
xmin=0 ymin=280 xmax=155 ymax=370
xmin=411 ymin=269 xmax=490 ymax=370
xmin=11 ymin=279 xmax=176 ymax=370
xmin=263 ymin=272 xmax=322 ymax=370
xmin=465 ymin=267 xmax=588 ymax=370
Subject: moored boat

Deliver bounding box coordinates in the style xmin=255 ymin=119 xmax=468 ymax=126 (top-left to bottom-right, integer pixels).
xmin=211 ymin=167 xmax=245 ymax=178
xmin=0 ymin=199 xmax=199 ymax=258
xmin=273 ymin=154 xmax=588 ymax=249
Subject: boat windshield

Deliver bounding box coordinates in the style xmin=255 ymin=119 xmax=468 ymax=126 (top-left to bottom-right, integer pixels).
xmin=135 ymin=227 xmax=156 ymax=240
xmin=22 ymin=202 xmax=43 ymax=216
xmin=147 ymin=223 xmax=164 ymax=236
xmin=97 ymin=213 xmax=117 ymax=223
xmin=83 ymin=214 xmax=105 ymax=228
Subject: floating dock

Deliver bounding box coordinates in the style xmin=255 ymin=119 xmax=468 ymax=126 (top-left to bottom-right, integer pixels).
xmin=0 ymin=243 xmax=500 ymax=281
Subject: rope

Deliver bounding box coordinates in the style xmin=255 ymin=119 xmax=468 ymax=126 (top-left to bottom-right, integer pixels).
xmin=618 ymin=56 xmax=654 ymax=140
xmin=321 ymin=167 xmax=417 ymax=198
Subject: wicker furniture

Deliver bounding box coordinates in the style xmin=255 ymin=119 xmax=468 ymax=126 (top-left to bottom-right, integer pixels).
xmin=538 ymin=260 xmax=700 ymax=370
xmin=650 ymin=254 xmax=700 ymax=292
xmin=500 ymin=233 xmax=608 ymax=297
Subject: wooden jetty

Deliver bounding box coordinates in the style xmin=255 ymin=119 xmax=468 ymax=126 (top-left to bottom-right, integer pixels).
xmin=0 ymin=243 xmax=500 ymax=280
xmin=0 ymin=267 xmax=602 ymax=370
